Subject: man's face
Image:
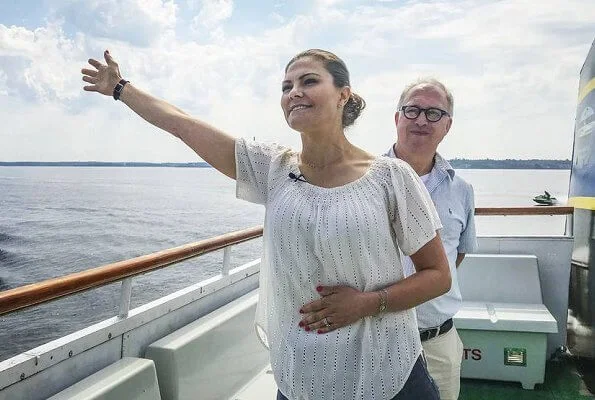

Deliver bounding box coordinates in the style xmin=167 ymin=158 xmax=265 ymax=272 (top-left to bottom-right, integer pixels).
xmin=395 ymin=85 xmax=452 ymax=153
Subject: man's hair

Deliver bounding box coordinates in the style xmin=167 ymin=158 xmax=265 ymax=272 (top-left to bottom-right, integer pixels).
xmin=397 ymin=78 xmax=454 ymax=116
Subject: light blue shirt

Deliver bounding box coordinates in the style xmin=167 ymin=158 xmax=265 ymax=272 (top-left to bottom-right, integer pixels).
xmin=385 ymin=145 xmax=478 ymax=328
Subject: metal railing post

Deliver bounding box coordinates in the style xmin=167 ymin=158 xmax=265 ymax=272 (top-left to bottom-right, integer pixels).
xmin=222 ymin=247 xmax=232 ymax=275
xmin=565 ymin=212 xmax=574 ymax=237
xmin=118 ymin=278 xmax=133 ymax=318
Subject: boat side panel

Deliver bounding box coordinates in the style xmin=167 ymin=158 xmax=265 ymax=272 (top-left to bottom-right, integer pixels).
xmin=144 ymin=293 xmax=268 ymax=400
xmin=0 ymin=261 xmax=260 ymax=400
xmin=122 ymin=272 xmax=259 ymax=358
xmin=47 ymin=357 xmax=160 ymax=400
xmin=0 ymin=338 xmax=122 ymax=400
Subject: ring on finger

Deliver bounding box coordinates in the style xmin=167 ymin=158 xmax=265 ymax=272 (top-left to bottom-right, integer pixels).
xmin=323 ymin=317 xmax=331 ymax=327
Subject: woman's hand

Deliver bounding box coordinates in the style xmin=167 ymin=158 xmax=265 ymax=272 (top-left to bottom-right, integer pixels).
xmin=78 ymin=49 xmax=237 ymax=179
xmin=81 ymin=50 xmax=123 ymax=96
xmin=298 ymin=285 xmax=377 ymax=333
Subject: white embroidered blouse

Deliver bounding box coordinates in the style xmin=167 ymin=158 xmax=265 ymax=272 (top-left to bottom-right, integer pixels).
xmin=235 ymin=138 xmax=442 ymax=400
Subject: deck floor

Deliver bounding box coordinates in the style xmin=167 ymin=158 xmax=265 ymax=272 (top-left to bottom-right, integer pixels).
xmin=234 ymin=356 xmax=594 ymax=399
xmin=460 ymin=356 xmax=594 ymax=399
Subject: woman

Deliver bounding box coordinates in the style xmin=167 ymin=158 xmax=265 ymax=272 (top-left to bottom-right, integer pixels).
xmin=81 ymin=49 xmax=450 ymax=400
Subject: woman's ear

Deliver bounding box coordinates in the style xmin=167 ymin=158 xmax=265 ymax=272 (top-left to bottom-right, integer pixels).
xmin=340 ymin=86 xmax=351 ymax=106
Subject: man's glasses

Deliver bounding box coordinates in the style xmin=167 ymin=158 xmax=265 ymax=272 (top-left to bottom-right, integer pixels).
xmin=400 ymin=105 xmax=450 ymax=123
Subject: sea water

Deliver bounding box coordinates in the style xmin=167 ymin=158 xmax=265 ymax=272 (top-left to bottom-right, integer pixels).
xmin=0 ymin=167 xmax=570 ymax=360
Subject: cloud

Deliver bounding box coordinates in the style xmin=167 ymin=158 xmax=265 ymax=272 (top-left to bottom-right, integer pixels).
xmin=0 ymin=69 xmax=7 ymax=95
xmin=415 ymin=0 xmax=594 ymax=60
xmin=269 ymin=12 xmax=285 ymax=24
xmin=314 ymin=0 xmax=347 ymax=8
xmin=0 ymin=0 xmax=594 ymax=162
xmin=0 ymin=4 xmax=308 ymax=160
xmin=328 ymin=0 xmax=593 ymax=159
xmin=189 ymin=0 xmax=233 ymax=41
xmin=0 ymin=23 xmax=83 ymax=101
xmin=53 ymin=0 xmax=177 ymax=47
xmin=0 ymin=94 xmax=198 ymax=162
xmin=193 ymin=0 xmax=233 ymax=29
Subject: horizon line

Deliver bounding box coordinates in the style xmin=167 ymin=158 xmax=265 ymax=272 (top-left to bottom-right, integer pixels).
xmin=0 ymin=158 xmax=573 ymax=163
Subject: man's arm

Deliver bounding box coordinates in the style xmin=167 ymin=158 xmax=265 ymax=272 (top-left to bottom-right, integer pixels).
xmin=457 ymin=183 xmax=478 ymax=261
xmin=456 ymin=252 xmax=466 ymax=268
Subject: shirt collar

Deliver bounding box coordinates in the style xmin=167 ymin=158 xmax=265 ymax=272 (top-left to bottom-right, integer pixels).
xmin=384 ymin=144 xmax=455 ymax=179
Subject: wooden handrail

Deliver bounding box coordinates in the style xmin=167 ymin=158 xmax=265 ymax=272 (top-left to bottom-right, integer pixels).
xmin=475 ymin=206 xmax=573 ymax=216
xmin=0 ymin=226 xmax=263 ymax=316
xmin=0 ymin=206 xmax=574 ymax=316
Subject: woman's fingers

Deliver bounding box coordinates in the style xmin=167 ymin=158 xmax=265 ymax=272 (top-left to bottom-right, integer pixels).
xmin=88 ymin=58 xmax=103 ymax=69
xmin=299 ymin=311 xmax=325 ymax=327
xmin=81 ymin=68 xmax=97 ymax=77
xmin=299 ymin=298 xmax=324 ymax=314
xmin=82 ymin=75 xmax=97 ymax=84
xmin=315 ymin=322 xmax=334 ymax=334
xmin=299 ymin=312 xmax=336 ymax=333
xmin=298 ymin=286 xmax=371 ymax=334
xmin=82 ymin=51 xmax=122 ymax=96
xmin=316 ymin=285 xmax=339 ymax=297
xmin=311 ymin=316 xmax=334 ymax=333
xmin=104 ymin=50 xmax=116 ymax=66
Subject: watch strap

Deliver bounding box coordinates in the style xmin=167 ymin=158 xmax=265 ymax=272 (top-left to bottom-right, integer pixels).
xmin=113 ymin=79 xmax=130 ymax=100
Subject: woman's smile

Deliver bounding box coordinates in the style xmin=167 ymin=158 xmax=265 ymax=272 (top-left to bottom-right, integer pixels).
xmin=289 ymin=104 xmax=313 ymax=115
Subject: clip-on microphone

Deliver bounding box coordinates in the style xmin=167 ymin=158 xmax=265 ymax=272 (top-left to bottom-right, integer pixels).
xmin=288 ymin=172 xmax=307 ymax=182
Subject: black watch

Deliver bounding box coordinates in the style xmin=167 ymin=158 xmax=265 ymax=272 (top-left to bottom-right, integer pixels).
xmin=113 ymin=79 xmax=130 ymax=101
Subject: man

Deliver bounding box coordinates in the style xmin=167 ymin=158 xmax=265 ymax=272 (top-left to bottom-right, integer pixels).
xmin=385 ymin=78 xmax=478 ymax=400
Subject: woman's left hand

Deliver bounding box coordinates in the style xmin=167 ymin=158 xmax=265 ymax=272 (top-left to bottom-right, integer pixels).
xmin=298 ymin=285 xmax=376 ymax=333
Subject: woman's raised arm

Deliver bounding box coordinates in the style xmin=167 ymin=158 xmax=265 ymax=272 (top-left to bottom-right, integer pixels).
xmin=82 ymin=50 xmax=237 ymax=179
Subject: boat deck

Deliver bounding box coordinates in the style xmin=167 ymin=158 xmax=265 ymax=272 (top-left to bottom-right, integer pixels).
xmin=232 ymin=356 xmax=595 ymax=400
xmin=0 ymin=222 xmax=589 ymax=400
xmin=460 ymin=356 xmax=594 ymax=399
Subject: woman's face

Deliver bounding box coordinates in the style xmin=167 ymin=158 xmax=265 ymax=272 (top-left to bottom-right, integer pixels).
xmin=281 ymin=57 xmax=347 ymax=133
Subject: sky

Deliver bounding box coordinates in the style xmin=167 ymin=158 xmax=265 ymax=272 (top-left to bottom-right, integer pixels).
xmin=0 ymin=0 xmax=594 ymax=162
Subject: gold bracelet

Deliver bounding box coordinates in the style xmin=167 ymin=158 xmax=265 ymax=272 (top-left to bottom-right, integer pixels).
xmin=377 ymin=288 xmax=388 ymax=314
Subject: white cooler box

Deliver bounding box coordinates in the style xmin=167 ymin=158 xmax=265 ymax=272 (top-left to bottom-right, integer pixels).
xmin=454 ymin=254 xmax=558 ymax=390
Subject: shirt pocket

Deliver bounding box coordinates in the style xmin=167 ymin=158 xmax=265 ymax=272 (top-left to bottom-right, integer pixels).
xmin=438 ymin=207 xmax=465 ymax=244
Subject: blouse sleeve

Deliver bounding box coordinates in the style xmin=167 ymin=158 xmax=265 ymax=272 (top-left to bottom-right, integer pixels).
xmin=390 ymin=161 xmax=443 ymax=256
xmin=235 ymin=137 xmax=288 ymax=205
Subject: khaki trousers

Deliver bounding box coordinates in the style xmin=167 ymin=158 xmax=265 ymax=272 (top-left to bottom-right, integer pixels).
xmin=421 ymin=326 xmax=464 ymax=400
